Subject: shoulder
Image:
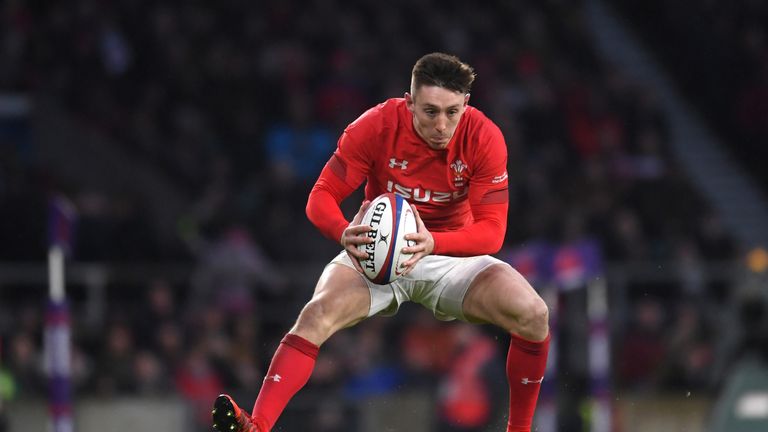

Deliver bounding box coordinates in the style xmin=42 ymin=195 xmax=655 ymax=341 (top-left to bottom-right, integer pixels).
xmin=463 ymin=106 xmax=506 ymax=155
xmin=337 ymin=99 xmax=405 ymax=156
xmin=464 ymin=106 xmax=503 ymax=139
xmin=346 ymin=98 xmax=405 ymax=136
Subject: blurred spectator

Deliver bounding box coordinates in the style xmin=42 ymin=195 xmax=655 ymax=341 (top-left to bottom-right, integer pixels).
xmin=675 ymin=239 xmax=707 ymax=301
xmin=313 ymin=49 xmax=371 ymax=130
xmin=5 ymin=332 xmax=43 ymax=397
xmin=70 ymin=344 xmax=94 ymax=394
xmin=617 ymin=298 xmax=667 ymax=391
xmin=342 ymin=320 xmax=405 ymax=400
xmin=133 ymin=350 xmax=172 ymax=396
xmin=174 ymin=340 xmax=224 ymax=429
xmin=312 ymin=398 xmax=350 ymax=432
xmin=74 ymin=190 xmax=159 ymax=261
xmin=93 ymin=322 xmax=137 ymax=395
xmin=225 ymin=315 xmax=262 ymax=393
xmin=400 ymin=309 xmax=458 ymax=385
xmin=134 ymin=278 xmax=179 ymax=350
xmin=696 ymin=212 xmax=738 ymax=261
xmin=195 ymin=306 xmax=230 ymax=362
xmin=264 ymin=91 xmax=335 ymax=187
xmin=190 ymin=225 xmax=284 ymax=316
xmin=0 ymin=144 xmax=46 ymax=261
xmin=658 ymin=303 xmax=715 ymax=391
xmin=603 ymin=208 xmax=649 ymax=261
xmin=0 ymin=360 xmax=10 ymax=432
xmin=435 ymin=325 xmax=505 ymax=432
xmin=154 ymin=321 xmax=186 ymax=372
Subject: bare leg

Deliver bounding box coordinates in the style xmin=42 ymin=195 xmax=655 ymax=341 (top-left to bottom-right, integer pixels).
xmin=289 ymin=263 xmax=372 ymax=345
xmin=462 ymin=263 xmax=550 ymax=432
xmin=462 ymin=263 xmax=549 ymax=340
xmin=251 ymin=263 xmax=372 ymax=430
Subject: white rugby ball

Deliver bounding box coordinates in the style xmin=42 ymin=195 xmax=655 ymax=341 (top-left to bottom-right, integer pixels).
xmin=357 ymin=193 xmax=417 ymax=284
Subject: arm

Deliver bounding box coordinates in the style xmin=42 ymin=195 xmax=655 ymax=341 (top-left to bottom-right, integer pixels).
xmin=305 ymin=155 xmax=358 ymax=243
xmin=306 ymin=130 xmax=376 ymax=271
xmin=306 ymin=178 xmax=373 ymax=273
xmin=402 ymin=190 xmax=507 ymax=269
xmin=306 ymin=119 xmax=373 ymax=240
xmin=431 ymin=190 xmax=508 ymax=256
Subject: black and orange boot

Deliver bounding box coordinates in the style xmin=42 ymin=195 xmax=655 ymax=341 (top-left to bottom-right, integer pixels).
xmin=212 ymin=394 xmax=263 ymax=432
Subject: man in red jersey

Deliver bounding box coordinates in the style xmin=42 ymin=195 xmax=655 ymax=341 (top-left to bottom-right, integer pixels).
xmin=213 ymin=52 xmax=550 ymax=432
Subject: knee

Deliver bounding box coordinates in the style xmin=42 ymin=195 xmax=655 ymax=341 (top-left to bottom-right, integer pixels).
xmin=294 ymin=294 xmax=363 ymax=345
xmin=514 ymin=296 xmax=550 ymax=342
xmin=297 ymin=298 xmax=333 ymax=332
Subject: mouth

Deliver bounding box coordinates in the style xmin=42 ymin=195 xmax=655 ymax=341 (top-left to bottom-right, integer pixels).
xmin=426 ymin=137 xmax=450 ymax=149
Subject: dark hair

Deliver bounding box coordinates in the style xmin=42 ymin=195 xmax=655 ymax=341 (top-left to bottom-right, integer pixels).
xmin=411 ymin=52 xmax=476 ymax=94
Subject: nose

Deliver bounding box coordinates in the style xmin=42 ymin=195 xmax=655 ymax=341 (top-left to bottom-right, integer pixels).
xmin=435 ymin=114 xmax=447 ymax=133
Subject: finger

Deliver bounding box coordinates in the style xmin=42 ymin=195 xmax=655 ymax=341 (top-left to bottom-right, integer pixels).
xmin=347 ymin=234 xmax=374 ymax=247
xmin=346 ymin=225 xmax=373 ymax=235
xmin=410 ymin=205 xmax=427 ymax=232
xmin=401 ymin=251 xmax=425 ymax=269
xmin=351 ymin=200 xmax=372 ymax=225
xmin=344 ymin=240 xmax=373 ymax=259
xmin=401 ymin=258 xmax=416 ymax=269
xmin=399 ymin=255 xmax=421 ymax=276
xmin=341 ymin=228 xmax=373 ymax=249
xmin=346 ymin=246 xmax=368 ymax=262
xmin=346 ymin=251 xmax=366 ymax=273
xmin=342 ymin=225 xmax=374 ymax=247
xmin=401 ymin=243 xmax=424 ymax=255
xmin=403 ymin=232 xmax=423 ymax=242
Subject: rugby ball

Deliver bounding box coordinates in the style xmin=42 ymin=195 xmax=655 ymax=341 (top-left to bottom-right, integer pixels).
xmin=357 ymin=193 xmax=417 ymax=284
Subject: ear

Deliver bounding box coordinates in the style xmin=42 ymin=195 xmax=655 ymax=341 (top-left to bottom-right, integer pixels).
xmin=405 ymin=92 xmax=415 ymax=112
xmin=464 ymin=93 xmax=470 ymax=106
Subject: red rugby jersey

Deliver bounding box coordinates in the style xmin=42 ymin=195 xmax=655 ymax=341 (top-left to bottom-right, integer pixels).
xmin=306 ymin=98 xmax=509 ymax=256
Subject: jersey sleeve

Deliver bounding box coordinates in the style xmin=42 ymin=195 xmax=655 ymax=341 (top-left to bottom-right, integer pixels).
xmin=431 ymin=122 xmax=509 ymax=256
xmin=305 ymin=126 xmax=372 ymax=243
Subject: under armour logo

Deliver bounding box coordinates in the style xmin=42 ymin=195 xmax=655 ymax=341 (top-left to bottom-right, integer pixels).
xmin=389 ymin=158 xmax=408 ymax=170
xmin=521 ymin=377 xmax=544 ymax=385
xmin=265 ymin=374 xmax=282 ymax=382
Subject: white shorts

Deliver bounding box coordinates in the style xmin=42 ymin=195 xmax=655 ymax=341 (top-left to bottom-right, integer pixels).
xmin=329 ymin=251 xmax=507 ymax=321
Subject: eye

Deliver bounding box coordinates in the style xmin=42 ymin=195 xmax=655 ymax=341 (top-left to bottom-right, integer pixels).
xmin=425 ymin=109 xmax=436 ymax=117
xmin=448 ymin=110 xmax=458 ymax=117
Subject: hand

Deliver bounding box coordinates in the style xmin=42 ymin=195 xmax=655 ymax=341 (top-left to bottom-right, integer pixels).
xmin=399 ymin=205 xmax=434 ymax=276
xmin=341 ymin=200 xmax=373 ymax=274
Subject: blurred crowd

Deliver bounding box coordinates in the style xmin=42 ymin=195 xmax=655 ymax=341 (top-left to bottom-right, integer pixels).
xmin=0 ymin=0 xmax=760 ymax=430
xmin=616 ymin=0 xmax=768 ymax=190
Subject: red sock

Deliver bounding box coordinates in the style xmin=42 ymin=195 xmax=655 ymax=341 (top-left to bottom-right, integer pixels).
xmin=251 ymin=333 xmax=319 ymax=431
xmin=506 ymin=332 xmax=550 ymax=432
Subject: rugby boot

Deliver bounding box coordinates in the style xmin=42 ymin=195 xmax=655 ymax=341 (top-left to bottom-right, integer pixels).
xmin=212 ymin=394 xmax=263 ymax=432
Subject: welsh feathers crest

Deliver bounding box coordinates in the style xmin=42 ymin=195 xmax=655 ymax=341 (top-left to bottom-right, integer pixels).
xmin=450 ymin=159 xmax=467 ymax=175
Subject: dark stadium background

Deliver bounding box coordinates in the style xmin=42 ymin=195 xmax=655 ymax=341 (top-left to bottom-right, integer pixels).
xmin=1 ymin=1 xmax=767 ymax=431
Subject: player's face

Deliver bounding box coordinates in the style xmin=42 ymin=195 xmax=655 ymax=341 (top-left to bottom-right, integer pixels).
xmin=406 ymin=85 xmax=469 ymax=150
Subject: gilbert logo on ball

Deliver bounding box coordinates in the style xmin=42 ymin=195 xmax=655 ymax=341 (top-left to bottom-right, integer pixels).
xmin=358 ymin=193 xmax=417 ymax=284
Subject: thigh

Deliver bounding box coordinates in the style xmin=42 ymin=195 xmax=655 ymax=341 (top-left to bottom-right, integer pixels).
xmin=330 ymin=251 xmax=405 ymax=318
xmin=461 ymin=262 xmax=544 ymax=332
xmin=426 ymin=255 xmax=502 ymax=321
xmin=291 ymin=259 xmax=372 ymax=345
